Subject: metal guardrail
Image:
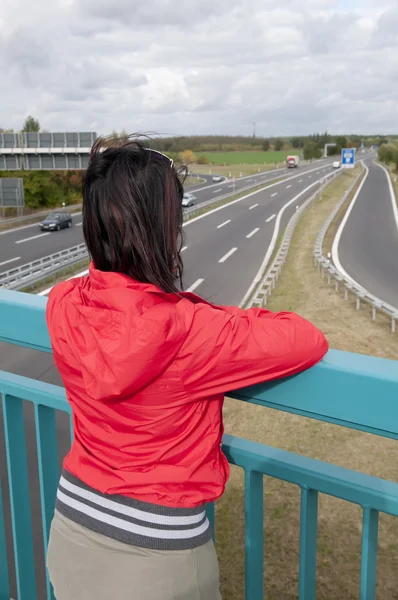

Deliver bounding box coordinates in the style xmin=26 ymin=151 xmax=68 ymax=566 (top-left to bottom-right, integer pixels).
xmin=246 ymin=170 xmax=343 ymax=308
xmin=313 ymin=167 xmax=398 ymax=333
xmin=0 ymin=244 xmax=88 ymax=291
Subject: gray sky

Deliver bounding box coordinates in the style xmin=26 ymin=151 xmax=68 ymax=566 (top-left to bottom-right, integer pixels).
xmin=0 ymin=0 xmax=397 ymax=137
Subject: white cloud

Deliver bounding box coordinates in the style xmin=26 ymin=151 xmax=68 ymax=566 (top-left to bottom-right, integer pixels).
xmin=0 ymin=0 xmax=397 ymax=136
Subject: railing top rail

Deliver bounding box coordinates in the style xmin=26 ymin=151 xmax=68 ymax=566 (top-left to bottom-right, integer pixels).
xmin=1 ymin=288 xmax=398 ymax=439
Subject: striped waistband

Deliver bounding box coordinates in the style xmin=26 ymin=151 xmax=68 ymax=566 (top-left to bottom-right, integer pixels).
xmin=55 ymin=470 xmax=212 ymax=551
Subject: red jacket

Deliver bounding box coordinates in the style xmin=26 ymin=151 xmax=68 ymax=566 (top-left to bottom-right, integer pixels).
xmin=46 ymin=265 xmax=328 ymax=508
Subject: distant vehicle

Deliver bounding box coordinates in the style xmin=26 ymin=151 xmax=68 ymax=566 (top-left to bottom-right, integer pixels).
xmin=181 ymin=193 xmax=196 ymax=208
xmin=39 ymin=212 xmax=72 ymax=231
xmin=212 ymin=175 xmax=223 ymax=182
xmin=286 ymin=155 xmax=299 ymax=168
xmin=332 ymin=161 xmax=341 ymax=169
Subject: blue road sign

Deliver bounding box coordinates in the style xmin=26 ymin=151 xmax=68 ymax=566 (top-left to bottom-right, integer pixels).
xmin=341 ymin=148 xmax=355 ymax=168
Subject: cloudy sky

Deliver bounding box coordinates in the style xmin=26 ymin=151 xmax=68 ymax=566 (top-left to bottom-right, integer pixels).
xmin=0 ymin=0 xmax=397 ymax=137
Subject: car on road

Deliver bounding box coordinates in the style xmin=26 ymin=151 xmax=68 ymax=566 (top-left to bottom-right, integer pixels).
xmin=181 ymin=193 xmax=196 ymax=208
xmin=39 ymin=212 xmax=73 ymax=231
xmin=212 ymin=175 xmax=223 ymax=182
xmin=332 ymin=161 xmax=341 ymax=169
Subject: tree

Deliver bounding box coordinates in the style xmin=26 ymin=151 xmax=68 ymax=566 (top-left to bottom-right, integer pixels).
xmin=378 ymin=143 xmax=398 ymax=170
xmin=196 ymin=155 xmax=209 ymax=165
xmin=180 ymin=149 xmax=197 ymax=165
xmin=274 ymin=139 xmax=284 ymax=151
xmin=334 ymin=136 xmax=347 ymax=151
xmin=290 ymin=137 xmax=303 ymax=149
xmin=303 ymin=141 xmax=322 ymax=160
xmin=262 ymin=139 xmax=270 ymax=151
xmin=22 ymin=115 xmax=40 ymax=133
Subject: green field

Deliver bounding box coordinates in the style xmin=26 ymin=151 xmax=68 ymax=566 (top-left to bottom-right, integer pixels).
xmin=195 ymin=151 xmax=292 ymax=164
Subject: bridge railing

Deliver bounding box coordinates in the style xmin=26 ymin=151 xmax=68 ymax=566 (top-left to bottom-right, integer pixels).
xmin=0 ymin=289 xmax=397 ymax=600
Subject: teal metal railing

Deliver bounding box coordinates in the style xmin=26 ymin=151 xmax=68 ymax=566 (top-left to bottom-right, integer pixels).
xmin=0 ymin=289 xmax=397 ymax=600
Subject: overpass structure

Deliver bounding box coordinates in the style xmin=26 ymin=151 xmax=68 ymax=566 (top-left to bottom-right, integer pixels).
xmin=0 ymin=290 xmax=397 ymax=600
xmin=0 ymin=132 xmax=97 ymax=170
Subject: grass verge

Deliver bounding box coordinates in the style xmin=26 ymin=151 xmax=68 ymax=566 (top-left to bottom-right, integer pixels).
xmin=190 ymin=162 xmax=286 ymax=178
xmin=380 ymin=162 xmax=398 ymax=213
xmin=184 ymin=175 xmax=205 ymax=187
xmin=217 ymin=168 xmax=398 ymax=599
xmin=21 ymin=260 xmax=89 ymax=295
xmin=194 ymin=150 xmax=291 ymax=165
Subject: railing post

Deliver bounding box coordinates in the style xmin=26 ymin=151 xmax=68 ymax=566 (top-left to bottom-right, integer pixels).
xmin=0 ymin=480 xmax=10 ymax=600
xmin=299 ymin=487 xmax=318 ymax=600
xmin=2 ymin=394 xmax=36 ymax=600
xmin=34 ymin=404 xmax=59 ymax=600
xmin=360 ymin=507 xmax=379 ymax=600
xmin=206 ymin=502 xmax=215 ymax=541
xmin=244 ymin=470 xmax=263 ymax=600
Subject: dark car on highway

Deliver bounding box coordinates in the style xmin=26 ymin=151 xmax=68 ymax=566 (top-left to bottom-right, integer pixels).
xmin=39 ymin=212 xmax=73 ymax=231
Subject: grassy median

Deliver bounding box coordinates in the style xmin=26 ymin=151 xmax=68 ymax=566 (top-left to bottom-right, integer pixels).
xmin=218 ymin=168 xmax=398 ymax=599
xmin=190 ymin=162 xmax=287 ymax=178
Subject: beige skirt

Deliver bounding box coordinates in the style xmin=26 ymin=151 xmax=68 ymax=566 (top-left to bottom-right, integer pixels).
xmin=47 ymin=510 xmax=222 ymax=600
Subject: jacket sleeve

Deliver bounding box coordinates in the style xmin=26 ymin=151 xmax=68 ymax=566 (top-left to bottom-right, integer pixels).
xmin=177 ymin=303 xmax=328 ymax=400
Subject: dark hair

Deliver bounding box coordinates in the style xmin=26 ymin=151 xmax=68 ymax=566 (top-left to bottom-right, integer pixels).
xmin=82 ymin=136 xmax=185 ymax=293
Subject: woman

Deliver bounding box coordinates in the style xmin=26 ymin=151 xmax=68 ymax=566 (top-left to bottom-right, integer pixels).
xmin=46 ymin=136 xmax=328 ymax=599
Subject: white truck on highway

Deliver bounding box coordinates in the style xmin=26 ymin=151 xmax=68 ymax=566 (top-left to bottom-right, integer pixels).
xmin=286 ymin=155 xmax=299 ymax=168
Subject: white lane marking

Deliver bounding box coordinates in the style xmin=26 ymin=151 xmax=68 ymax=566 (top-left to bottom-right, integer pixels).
xmin=376 ymin=162 xmax=398 ymax=230
xmin=308 ymin=175 xmax=312 ymax=178
xmin=186 ymin=278 xmax=204 ymax=293
xmin=0 ymin=256 xmax=21 ymax=267
xmin=265 ymin=214 xmax=276 ymax=223
xmin=184 ymin=164 xmax=336 ymax=228
xmin=15 ymin=232 xmax=50 ymax=244
xmin=76 ymin=222 xmax=82 ymax=226
xmin=181 ymin=246 xmax=188 ymax=252
xmin=240 ymin=171 xmax=337 ymax=308
xmin=286 ymin=185 xmax=292 ymax=189
xmin=249 ymin=204 xmax=258 ymax=210
xmin=299 ymin=179 xmax=303 ymax=182
xmin=217 ymin=220 xmax=231 ymax=229
xmin=213 ymin=188 xmax=222 ymax=193
xmin=271 ymin=192 xmax=278 ymax=197
xmin=227 ymin=184 xmax=234 ymax=188
xmin=246 ymin=228 xmax=260 ymax=239
xmin=331 ymin=162 xmax=369 ymax=290
xmin=219 ymin=247 xmax=238 ymax=263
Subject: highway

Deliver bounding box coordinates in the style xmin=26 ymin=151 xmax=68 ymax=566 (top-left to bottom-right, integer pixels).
xmin=334 ymin=158 xmax=398 ymax=309
xmin=0 ymin=159 xmax=337 ymax=598
xmin=0 ymin=163 xmax=335 ymax=383
xmin=0 ymin=159 xmax=336 ymax=272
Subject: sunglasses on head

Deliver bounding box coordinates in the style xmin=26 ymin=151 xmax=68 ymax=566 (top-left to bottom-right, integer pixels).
xmin=146 ymin=148 xmax=174 ymax=168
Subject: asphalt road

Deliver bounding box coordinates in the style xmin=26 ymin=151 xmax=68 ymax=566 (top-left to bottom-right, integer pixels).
xmin=336 ymin=158 xmax=398 ymax=308
xmin=0 ymin=159 xmax=337 ymax=272
xmin=1 ymin=163 xmax=335 ymax=386
xmin=0 ymin=160 xmax=337 ymax=599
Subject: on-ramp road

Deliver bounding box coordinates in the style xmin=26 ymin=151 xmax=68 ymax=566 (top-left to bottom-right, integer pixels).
xmin=334 ymin=158 xmax=398 ymax=309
